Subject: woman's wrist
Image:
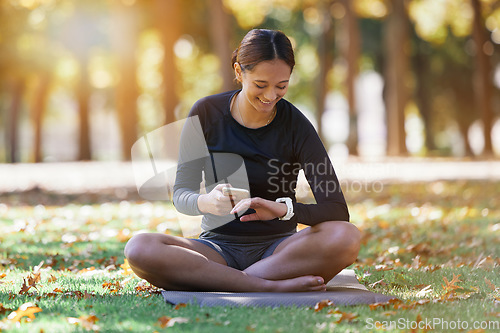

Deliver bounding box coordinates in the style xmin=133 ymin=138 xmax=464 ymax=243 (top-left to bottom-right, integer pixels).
xmin=276 ymin=202 xmax=288 ymax=219
xmin=197 ymin=194 xmax=208 ymax=214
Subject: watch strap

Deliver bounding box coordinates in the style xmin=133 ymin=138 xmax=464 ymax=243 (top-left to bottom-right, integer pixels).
xmin=275 ymin=197 xmax=294 ymax=221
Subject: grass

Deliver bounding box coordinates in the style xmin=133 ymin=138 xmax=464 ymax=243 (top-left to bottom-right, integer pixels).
xmin=0 ymin=180 xmax=499 ymax=332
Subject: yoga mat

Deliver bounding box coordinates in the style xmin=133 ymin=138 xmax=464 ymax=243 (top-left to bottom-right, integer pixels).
xmin=161 ymin=269 xmax=395 ymax=307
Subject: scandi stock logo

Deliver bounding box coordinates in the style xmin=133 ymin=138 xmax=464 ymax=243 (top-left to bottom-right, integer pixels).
xmin=266 ymin=158 xmax=385 ymax=196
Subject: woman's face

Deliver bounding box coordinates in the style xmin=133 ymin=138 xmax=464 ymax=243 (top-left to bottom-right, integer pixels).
xmin=235 ymin=59 xmax=291 ymax=115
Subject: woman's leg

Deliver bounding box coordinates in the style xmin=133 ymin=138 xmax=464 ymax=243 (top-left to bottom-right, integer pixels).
xmin=124 ymin=233 xmax=326 ymax=292
xmin=243 ymin=221 xmax=361 ymax=283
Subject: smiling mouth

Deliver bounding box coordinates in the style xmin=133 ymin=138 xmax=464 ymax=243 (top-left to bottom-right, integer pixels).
xmin=258 ymin=97 xmax=273 ymax=105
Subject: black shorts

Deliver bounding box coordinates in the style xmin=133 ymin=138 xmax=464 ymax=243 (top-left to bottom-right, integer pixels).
xmin=192 ymin=230 xmax=296 ymax=270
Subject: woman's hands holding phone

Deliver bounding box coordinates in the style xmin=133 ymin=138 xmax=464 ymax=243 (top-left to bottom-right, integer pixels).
xmin=197 ymin=184 xmax=286 ymax=221
xmin=197 ymin=184 xmax=249 ymax=216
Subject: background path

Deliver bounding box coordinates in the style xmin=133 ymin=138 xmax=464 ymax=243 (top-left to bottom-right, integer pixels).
xmin=0 ymin=158 xmax=499 ymax=194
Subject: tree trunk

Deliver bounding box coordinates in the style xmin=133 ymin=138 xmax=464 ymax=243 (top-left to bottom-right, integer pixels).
xmin=111 ymin=0 xmax=139 ymax=160
xmin=342 ymin=0 xmax=360 ymax=155
xmin=209 ymin=0 xmax=236 ymax=92
xmin=413 ymin=41 xmax=436 ymax=153
xmin=31 ymin=72 xmax=51 ymax=162
xmin=471 ymin=0 xmax=494 ymax=157
xmin=6 ymin=78 xmax=25 ymax=163
xmin=384 ymin=0 xmax=409 ymax=156
xmin=315 ymin=1 xmax=335 ymax=144
xmin=155 ymin=0 xmax=182 ymax=125
xmin=77 ymin=56 xmax=91 ymax=161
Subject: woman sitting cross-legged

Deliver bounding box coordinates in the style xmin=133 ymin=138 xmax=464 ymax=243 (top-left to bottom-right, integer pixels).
xmin=124 ymin=29 xmax=361 ymax=292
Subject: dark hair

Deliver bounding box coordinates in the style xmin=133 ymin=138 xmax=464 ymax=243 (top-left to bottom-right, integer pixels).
xmin=231 ymin=29 xmax=295 ymax=73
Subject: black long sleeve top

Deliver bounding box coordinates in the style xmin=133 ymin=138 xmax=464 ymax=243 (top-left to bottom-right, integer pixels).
xmin=173 ymin=90 xmax=349 ymax=236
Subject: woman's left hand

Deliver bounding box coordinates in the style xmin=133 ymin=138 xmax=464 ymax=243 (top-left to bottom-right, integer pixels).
xmin=230 ymin=197 xmax=287 ymax=222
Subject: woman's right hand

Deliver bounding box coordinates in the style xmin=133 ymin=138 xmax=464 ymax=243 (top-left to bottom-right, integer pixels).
xmin=197 ymin=184 xmax=235 ymax=216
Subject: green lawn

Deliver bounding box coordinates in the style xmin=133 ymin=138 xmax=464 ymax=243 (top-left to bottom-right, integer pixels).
xmin=0 ymin=180 xmax=499 ymax=332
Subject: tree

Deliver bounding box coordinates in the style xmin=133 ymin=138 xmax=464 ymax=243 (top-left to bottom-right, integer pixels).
xmin=384 ymin=0 xmax=410 ymax=156
xmin=111 ymin=0 xmax=140 ymax=160
xmin=60 ymin=3 xmax=103 ymax=161
xmin=0 ymin=3 xmax=29 ymax=163
xmin=5 ymin=79 xmax=25 ymax=163
xmin=341 ymin=0 xmax=360 ymax=155
xmin=154 ymin=0 xmax=182 ymax=125
xmin=471 ymin=0 xmax=495 ymax=157
xmin=315 ymin=0 xmax=336 ymax=143
xmin=413 ymin=36 xmax=436 ymax=153
xmin=209 ymin=0 xmax=236 ymax=92
xmin=31 ymin=72 xmax=52 ymax=162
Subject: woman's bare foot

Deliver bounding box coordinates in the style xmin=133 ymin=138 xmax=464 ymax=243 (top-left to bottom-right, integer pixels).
xmin=263 ymin=275 xmax=326 ymax=292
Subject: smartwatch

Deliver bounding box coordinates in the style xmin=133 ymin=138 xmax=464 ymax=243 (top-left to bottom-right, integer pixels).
xmin=275 ymin=197 xmax=294 ymax=221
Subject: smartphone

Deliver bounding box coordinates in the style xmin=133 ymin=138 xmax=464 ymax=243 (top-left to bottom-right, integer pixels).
xmin=222 ymin=187 xmax=250 ymax=199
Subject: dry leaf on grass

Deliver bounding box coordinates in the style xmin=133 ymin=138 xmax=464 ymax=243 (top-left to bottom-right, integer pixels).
xmin=157 ymin=316 xmax=189 ymax=328
xmin=415 ymin=285 xmax=433 ymax=297
xmin=484 ymin=278 xmax=497 ymax=291
xmin=174 ymin=303 xmax=187 ymax=310
xmin=102 ymin=280 xmax=122 ymax=293
xmin=326 ymin=308 xmax=358 ymax=323
xmin=119 ymin=259 xmax=134 ymax=276
xmin=6 ymin=302 xmax=42 ymax=323
xmin=19 ymin=272 xmax=41 ymax=295
xmin=313 ymin=300 xmax=334 ymax=312
xmin=67 ymin=315 xmax=99 ymax=331
xmin=0 ymin=304 xmax=12 ymax=316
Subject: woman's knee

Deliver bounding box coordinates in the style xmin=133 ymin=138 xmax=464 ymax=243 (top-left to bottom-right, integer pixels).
xmin=316 ymin=221 xmax=361 ymax=262
xmin=124 ymin=233 xmax=158 ymax=265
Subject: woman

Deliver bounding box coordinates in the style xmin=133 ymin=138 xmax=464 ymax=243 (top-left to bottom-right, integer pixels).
xmin=125 ymin=29 xmax=360 ymax=292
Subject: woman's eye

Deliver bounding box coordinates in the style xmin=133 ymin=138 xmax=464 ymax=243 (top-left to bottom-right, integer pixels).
xmin=255 ymin=84 xmax=265 ymax=89
xmin=278 ymin=86 xmax=287 ymax=90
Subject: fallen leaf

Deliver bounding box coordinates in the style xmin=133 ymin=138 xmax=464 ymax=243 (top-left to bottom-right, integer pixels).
xmin=484 ymin=278 xmax=496 ymax=291
xmin=102 ymin=280 xmax=122 ymax=293
xmin=411 ymin=255 xmax=421 ymax=270
xmin=375 ymin=265 xmax=393 ymax=271
xmin=246 ymin=324 xmax=257 ymax=331
xmin=369 ymin=298 xmax=402 ymax=310
xmin=119 ymin=259 xmax=134 ymax=276
xmin=174 ymin=303 xmax=187 ymax=310
xmin=0 ymin=304 xmax=12 ymax=316
xmin=412 ymin=314 xmax=423 ymax=333
xmin=78 ymin=267 xmax=96 ymax=275
xmin=314 ymin=299 xmax=334 ymax=312
xmin=415 ymin=285 xmax=433 ymax=297
xmin=157 ymin=316 xmax=189 ymax=328
xmin=135 ymin=280 xmax=162 ymax=295
xmin=369 ymin=279 xmax=386 ymax=288
xmin=381 ymin=311 xmax=397 ymax=316
xmin=67 ymin=315 xmax=99 ymax=331
xmin=7 ymin=303 xmax=42 ymax=323
xmin=19 ymin=272 xmax=41 ymax=295
xmin=335 ymin=311 xmax=358 ymax=324
xmin=441 ymin=273 xmax=463 ymax=300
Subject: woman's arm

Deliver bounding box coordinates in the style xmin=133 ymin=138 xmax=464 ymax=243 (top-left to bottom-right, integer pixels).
xmin=291 ymin=121 xmax=349 ymax=225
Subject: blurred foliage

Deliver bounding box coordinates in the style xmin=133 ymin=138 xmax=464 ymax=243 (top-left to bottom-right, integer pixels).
xmin=0 ymin=0 xmax=499 ymax=162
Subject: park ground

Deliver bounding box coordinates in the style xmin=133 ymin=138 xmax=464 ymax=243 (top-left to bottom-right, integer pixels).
xmin=0 ymin=158 xmax=499 ymax=332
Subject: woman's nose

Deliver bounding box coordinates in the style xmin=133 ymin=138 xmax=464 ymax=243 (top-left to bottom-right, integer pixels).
xmin=263 ymin=89 xmax=277 ymax=101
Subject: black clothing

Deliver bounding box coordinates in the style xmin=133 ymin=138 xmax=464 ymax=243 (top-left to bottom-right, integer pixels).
xmin=173 ymin=90 xmax=349 ymax=236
